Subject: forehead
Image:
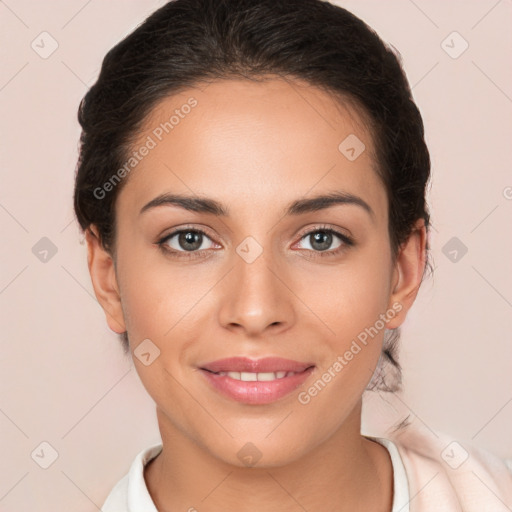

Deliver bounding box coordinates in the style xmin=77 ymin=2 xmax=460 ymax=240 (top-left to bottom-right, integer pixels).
xmin=117 ymin=77 xmax=386 ymax=222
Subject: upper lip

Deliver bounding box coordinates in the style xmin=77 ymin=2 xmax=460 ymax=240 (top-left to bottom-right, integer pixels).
xmin=200 ymin=357 xmax=315 ymax=374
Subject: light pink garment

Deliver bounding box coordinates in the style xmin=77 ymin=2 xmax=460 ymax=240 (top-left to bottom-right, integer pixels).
xmin=384 ymin=417 xmax=512 ymax=511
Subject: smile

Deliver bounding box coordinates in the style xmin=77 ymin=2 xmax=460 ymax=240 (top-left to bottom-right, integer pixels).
xmin=199 ymin=365 xmax=315 ymax=405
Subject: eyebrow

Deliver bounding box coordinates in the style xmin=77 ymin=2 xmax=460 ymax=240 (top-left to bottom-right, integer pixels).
xmin=139 ymin=191 xmax=375 ymax=220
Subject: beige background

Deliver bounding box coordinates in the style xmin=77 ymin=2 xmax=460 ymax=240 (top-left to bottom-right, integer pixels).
xmin=1 ymin=0 xmax=511 ymax=510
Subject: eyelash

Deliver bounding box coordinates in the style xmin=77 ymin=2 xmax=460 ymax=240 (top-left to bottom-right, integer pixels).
xmin=156 ymin=224 xmax=355 ymax=260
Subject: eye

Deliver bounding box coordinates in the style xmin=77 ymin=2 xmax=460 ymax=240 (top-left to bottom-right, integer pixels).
xmin=157 ymin=227 xmax=218 ymax=259
xmin=294 ymin=225 xmax=354 ymax=258
xmin=156 ymin=224 xmax=354 ymax=260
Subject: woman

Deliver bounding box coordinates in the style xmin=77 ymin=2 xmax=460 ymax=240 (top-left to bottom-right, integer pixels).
xmin=72 ymin=0 xmax=512 ymax=510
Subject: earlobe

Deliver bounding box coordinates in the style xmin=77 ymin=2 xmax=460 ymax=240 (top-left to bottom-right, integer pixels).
xmin=386 ymin=219 xmax=427 ymax=329
xmin=85 ymin=225 xmax=126 ymax=334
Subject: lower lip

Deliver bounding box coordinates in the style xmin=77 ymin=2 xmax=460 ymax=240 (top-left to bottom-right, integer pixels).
xmin=199 ymin=367 xmax=315 ymax=405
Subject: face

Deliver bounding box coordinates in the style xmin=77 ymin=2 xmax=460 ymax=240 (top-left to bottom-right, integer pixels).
xmin=87 ymin=77 xmax=425 ymax=468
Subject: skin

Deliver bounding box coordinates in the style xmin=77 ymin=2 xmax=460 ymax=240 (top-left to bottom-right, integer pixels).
xmin=86 ymin=77 xmax=427 ymax=511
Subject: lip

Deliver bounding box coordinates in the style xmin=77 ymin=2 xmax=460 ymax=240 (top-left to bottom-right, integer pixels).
xmin=199 ymin=357 xmax=315 ymax=373
xmin=198 ymin=357 xmax=315 ymax=405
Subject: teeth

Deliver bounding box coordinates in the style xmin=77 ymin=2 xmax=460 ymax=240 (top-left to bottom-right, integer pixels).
xmin=216 ymin=371 xmax=298 ymax=381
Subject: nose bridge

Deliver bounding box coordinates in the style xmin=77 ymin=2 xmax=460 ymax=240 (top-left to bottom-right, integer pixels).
xmin=237 ymin=236 xmax=278 ymax=293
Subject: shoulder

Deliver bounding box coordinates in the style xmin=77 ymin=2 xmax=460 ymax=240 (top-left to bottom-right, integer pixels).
xmin=101 ymin=443 xmax=163 ymax=512
xmin=386 ymin=418 xmax=512 ymax=511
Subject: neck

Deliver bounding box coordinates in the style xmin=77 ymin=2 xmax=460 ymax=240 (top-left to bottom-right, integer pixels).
xmin=144 ymin=400 xmax=393 ymax=512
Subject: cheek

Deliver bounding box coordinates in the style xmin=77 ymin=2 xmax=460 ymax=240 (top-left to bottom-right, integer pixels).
xmin=297 ymin=265 xmax=392 ymax=412
xmin=299 ymin=248 xmax=392 ymax=338
xmin=116 ymin=248 xmax=216 ymax=346
xmin=297 ymin=247 xmax=393 ymax=392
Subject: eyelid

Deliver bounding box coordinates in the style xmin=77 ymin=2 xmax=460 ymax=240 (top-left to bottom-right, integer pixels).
xmin=295 ymin=223 xmax=353 ymax=243
xmin=159 ymin=224 xmax=218 ymax=243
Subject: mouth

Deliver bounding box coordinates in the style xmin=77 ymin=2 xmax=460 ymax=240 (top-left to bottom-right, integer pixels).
xmin=201 ymin=368 xmax=310 ymax=381
xmin=198 ymin=357 xmax=315 ymax=404
xmin=199 ymin=356 xmax=314 ymax=374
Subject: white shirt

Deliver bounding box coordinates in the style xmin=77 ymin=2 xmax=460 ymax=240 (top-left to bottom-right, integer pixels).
xmin=101 ymin=422 xmax=512 ymax=511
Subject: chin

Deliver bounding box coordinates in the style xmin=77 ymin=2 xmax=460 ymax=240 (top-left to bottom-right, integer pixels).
xmin=205 ymin=435 xmax=309 ymax=470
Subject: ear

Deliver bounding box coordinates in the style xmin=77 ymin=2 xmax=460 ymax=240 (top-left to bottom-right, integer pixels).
xmin=386 ymin=218 xmax=428 ymax=329
xmin=85 ymin=225 xmax=126 ymax=334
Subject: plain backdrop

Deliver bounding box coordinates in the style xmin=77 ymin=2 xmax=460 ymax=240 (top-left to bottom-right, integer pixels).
xmin=0 ymin=0 xmax=511 ymax=510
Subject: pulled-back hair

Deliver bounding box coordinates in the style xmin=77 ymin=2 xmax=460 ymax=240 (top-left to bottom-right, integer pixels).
xmin=73 ymin=0 xmax=432 ymax=392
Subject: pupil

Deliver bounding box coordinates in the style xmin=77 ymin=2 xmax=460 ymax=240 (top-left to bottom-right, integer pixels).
xmin=180 ymin=231 xmax=202 ymax=251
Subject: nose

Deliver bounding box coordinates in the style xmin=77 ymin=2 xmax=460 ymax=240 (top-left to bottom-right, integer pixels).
xmin=217 ymin=242 xmax=295 ymax=337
